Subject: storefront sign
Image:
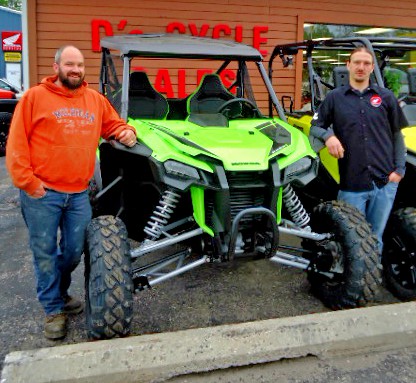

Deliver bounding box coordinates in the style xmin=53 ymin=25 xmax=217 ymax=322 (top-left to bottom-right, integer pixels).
xmin=90 ymin=19 xmax=269 ymax=98
xmin=91 ymin=19 xmax=269 ymax=56
xmin=4 ymin=52 xmax=22 ymax=62
xmin=148 ymin=68 xmax=236 ymax=98
xmin=2 ymin=31 xmax=22 ymax=52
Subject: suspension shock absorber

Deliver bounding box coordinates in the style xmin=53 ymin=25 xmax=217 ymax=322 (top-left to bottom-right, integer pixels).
xmin=144 ymin=189 xmax=181 ymax=241
xmin=282 ymin=184 xmax=311 ymax=230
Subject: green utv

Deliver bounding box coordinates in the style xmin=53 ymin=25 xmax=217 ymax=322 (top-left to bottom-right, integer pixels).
xmin=270 ymin=36 xmax=416 ymax=303
xmin=85 ymin=34 xmax=380 ymax=340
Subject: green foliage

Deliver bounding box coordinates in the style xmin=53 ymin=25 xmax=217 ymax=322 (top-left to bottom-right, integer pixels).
xmin=384 ymin=70 xmax=402 ymax=97
xmin=0 ymin=0 xmax=21 ymax=11
xmin=304 ymin=24 xmax=331 ymax=40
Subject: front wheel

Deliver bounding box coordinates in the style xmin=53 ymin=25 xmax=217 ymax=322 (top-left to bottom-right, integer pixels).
xmin=383 ymin=207 xmax=416 ymax=301
xmin=85 ymin=215 xmax=133 ymax=340
xmin=307 ymin=201 xmax=381 ymax=309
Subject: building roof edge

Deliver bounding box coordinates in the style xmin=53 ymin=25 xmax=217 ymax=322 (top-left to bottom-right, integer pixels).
xmin=0 ymin=5 xmax=22 ymax=15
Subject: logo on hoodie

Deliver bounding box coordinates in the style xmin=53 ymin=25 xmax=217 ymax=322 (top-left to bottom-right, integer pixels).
xmin=53 ymin=107 xmax=95 ymax=124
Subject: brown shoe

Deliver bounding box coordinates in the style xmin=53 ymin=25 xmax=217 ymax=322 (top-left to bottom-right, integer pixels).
xmin=44 ymin=313 xmax=67 ymax=340
xmin=63 ymin=296 xmax=83 ymax=315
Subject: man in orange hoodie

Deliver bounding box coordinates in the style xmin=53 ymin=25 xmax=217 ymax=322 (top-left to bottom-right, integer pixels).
xmin=6 ymin=45 xmax=137 ymax=340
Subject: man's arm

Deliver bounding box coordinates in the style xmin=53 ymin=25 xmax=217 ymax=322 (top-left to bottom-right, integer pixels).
xmin=387 ymin=94 xmax=408 ymax=182
xmin=309 ymin=97 xmax=344 ymax=159
xmin=389 ymin=130 xmax=406 ymax=182
xmin=100 ymin=95 xmax=137 ymax=147
xmin=6 ymin=94 xmax=45 ymax=195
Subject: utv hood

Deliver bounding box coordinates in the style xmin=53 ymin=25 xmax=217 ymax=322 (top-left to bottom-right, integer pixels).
xmin=131 ymin=119 xmax=295 ymax=171
xmin=181 ymin=126 xmax=273 ymax=170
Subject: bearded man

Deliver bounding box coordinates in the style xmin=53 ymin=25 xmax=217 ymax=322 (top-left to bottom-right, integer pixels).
xmin=6 ymin=45 xmax=137 ymax=339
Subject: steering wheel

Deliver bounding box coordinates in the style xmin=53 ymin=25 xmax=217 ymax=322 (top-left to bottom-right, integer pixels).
xmin=217 ymin=98 xmax=262 ymax=119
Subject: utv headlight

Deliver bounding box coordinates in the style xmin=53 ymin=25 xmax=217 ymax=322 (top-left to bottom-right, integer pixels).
xmin=164 ymin=160 xmax=200 ymax=180
xmin=285 ymin=157 xmax=312 ymax=177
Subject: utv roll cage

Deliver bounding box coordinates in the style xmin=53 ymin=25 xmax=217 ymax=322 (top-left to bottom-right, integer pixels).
xmin=268 ymin=36 xmax=416 ymax=115
xmin=100 ymin=33 xmax=287 ymax=122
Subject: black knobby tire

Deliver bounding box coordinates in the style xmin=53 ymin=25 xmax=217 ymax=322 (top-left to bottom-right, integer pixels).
xmin=85 ymin=215 xmax=133 ymax=339
xmin=383 ymin=207 xmax=416 ymax=301
xmin=307 ymin=200 xmax=381 ymax=309
xmin=0 ymin=112 xmax=12 ymax=157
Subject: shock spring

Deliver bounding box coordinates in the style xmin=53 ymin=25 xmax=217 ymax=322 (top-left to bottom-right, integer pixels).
xmin=144 ymin=189 xmax=181 ymax=240
xmin=282 ymin=184 xmax=311 ymax=230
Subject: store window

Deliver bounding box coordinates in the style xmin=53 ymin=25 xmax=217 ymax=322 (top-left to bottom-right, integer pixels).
xmin=300 ymin=24 xmax=416 ymax=110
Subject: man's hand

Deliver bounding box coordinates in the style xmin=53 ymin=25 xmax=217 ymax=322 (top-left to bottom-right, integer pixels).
xmin=30 ymin=185 xmax=47 ymax=199
xmin=325 ymin=135 xmax=345 ymax=159
xmin=118 ymin=129 xmax=137 ymax=147
xmin=389 ymin=171 xmax=402 ymax=183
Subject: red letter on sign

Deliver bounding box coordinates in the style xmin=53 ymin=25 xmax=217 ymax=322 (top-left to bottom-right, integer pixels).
xmin=212 ymin=24 xmax=231 ymax=39
xmin=91 ymin=19 xmax=113 ymax=52
xmin=155 ymin=69 xmax=174 ymax=98
xmin=235 ymin=25 xmax=243 ymax=43
xmin=178 ymin=69 xmax=187 ymax=98
xmin=129 ymin=29 xmax=143 ymax=34
xmin=253 ymin=26 xmax=268 ymax=57
xmin=166 ymin=22 xmax=186 ymax=34
xmin=189 ymin=24 xmax=209 ymax=37
xmin=220 ymin=70 xmax=237 ymax=92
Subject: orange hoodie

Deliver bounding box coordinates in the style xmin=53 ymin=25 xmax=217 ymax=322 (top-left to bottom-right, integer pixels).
xmin=6 ymin=75 xmax=135 ymax=194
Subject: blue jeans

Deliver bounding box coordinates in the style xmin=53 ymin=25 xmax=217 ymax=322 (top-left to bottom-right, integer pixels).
xmin=20 ymin=189 xmax=92 ymax=315
xmin=338 ymin=182 xmax=399 ymax=252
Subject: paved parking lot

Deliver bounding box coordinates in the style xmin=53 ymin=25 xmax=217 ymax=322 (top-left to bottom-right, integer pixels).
xmin=0 ymin=156 xmax=330 ymax=370
xmin=1 ymin=156 xmax=407 ymax=382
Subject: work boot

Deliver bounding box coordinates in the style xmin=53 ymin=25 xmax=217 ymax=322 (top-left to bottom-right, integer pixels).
xmin=44 ymin=313 xmax=67 ymax=340
xmin=63 ymin=296 xmax=83 ymax=315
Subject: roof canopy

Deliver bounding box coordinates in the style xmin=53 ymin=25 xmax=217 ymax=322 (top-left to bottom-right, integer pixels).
xmin=271 ymin=36 xmax=416 ymax=61
xmin=100 ymin=33 xmax=263 ymax=61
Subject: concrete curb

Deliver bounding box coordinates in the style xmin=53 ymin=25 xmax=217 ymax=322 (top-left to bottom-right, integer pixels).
xmin=2 ymin=302 xmax=416 ymax=383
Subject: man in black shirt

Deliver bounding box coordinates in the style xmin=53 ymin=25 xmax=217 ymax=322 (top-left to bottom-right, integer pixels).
xmin=310 ymin=47 xmax=408 ymax=252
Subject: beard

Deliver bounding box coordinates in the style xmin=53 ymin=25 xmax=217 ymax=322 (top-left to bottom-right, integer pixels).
xmin=58 ymin=69 xmax=84 ymax=90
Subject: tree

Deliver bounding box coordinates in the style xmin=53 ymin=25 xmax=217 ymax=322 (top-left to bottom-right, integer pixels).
xmin=0 ymin=0 xmax=22 ymax=11
xmin=304 ymin=24 xmax=331 ymax=40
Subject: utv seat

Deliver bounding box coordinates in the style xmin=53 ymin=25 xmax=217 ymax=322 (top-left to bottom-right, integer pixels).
xmin=128 ymin=71 xmax=169 ymax=119
xmin=187 ymin=73 xmax=236 ymax=127
xmin=333 ymin=65 xmax=377 ymax=88
xmin=408 ymin=68 xmax=416 ymax=97
xmin=333 ymin=66 xmax=349 ymax=88
xmin=402 ymin=104 xmax=416 ymax=126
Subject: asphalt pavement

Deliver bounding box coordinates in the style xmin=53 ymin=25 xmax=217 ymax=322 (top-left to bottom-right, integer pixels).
xmin=1 ymin=156 xmax=415 ymax=383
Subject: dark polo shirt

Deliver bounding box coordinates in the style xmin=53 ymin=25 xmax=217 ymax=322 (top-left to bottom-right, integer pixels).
xmin=310 ymin=84 xmax=408 ymax=191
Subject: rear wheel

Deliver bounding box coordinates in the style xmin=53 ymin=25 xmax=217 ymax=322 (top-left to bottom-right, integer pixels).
xmin=307 ymin=201 xmax=381 ymax=309
xmin=85 ymin=215 xmax=133 ymax=339
xmin=0 ymin=112 xmax=12 ymax=156
xmin=383 ymin=207 xmax=416 ymax=301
